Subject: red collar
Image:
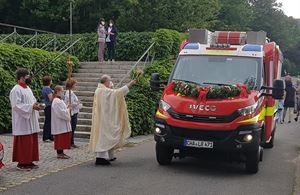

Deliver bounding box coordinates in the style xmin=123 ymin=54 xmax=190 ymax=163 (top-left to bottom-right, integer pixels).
xmin=18 ymin=82 xmax=28 ymax=88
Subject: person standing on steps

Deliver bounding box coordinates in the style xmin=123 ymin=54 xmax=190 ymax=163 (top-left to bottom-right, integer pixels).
xmin=41 ymin=76 xmax=54 ymax=142
xmin=97 ymin=18 xmax=107 ymax=63
xmin=51 ymin=85 xmax=72 ymax=159
xmin=9 ymin=68 xmax=42 ymax=170
xmin=106 ymin=19 xmax=118 ymax=62
xmin=283 ymin=80 xmax=296 ymax=123
xmin=64 ymin=79 xmax=82 ymax=148
xmin=89 ymin=75 xmax=136 ymax=165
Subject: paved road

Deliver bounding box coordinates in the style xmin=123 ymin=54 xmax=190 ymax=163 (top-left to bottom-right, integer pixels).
xmin=2 ymin=122 xmax=300 ymax=195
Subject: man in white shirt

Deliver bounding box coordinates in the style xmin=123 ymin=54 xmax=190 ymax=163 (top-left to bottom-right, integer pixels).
xmin=89 ymin=75 xmax=136 ymax=165
xmin=9 ymin=68 xmax=43 ymax=171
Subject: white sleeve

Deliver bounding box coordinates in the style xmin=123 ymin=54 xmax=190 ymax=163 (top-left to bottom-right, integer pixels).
xmin=54 ymin=101 xmax=71 ymax=121
xmin=10 ymin=89 xmax=33 ymax=119
xmin=119 ymin=85 xmax=129 ymax=96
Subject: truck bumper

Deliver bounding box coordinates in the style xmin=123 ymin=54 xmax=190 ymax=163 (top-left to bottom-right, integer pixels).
xmin=154 ymin=118 xmax=261 ymax=155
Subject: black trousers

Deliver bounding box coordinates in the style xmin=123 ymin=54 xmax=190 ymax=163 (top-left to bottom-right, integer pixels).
xmin=71 ymin=113 xmax=78 ymax=145
xmin=107 ymin=41 xmax=116 ymax=60
xmin=43 ymin=106 xmax=53 ymax=141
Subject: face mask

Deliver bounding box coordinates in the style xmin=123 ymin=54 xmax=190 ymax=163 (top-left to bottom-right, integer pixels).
xmin=59 ymin=91 xmax=65 ymax=99
xmin=109 ymin=23 xmax=113 ymax=27
xmin=25 ymin=77 xmax=32 ymax=85
xmin=101 ymin=22 xmax=105 ymax=25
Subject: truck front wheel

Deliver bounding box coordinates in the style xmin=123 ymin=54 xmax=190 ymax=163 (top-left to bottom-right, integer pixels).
xmin=156 ymin=143 xmax=174 ymax=165
xmin=245 ymin=147 xmax=261 ymax=174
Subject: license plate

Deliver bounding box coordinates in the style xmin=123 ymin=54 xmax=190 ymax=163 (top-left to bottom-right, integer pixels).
xmin=184 ymin=139 xmax=213 ymax=149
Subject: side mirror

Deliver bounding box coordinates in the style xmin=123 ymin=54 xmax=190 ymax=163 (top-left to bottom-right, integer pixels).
xmin=150 ymin=73 xmax=161 ymax=91
xmin=272 ymin=80 xmax=285 ymax=100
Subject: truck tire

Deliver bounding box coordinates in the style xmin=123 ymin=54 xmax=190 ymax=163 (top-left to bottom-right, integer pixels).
xmin=156 ymin=143 xmax=174 ymax=165
xmin=245 ymin=147 xmax=261 ymax=174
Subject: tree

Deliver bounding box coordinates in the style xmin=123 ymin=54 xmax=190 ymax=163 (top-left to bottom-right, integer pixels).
xmin=216 ymin=0 xmax=254 ymax=31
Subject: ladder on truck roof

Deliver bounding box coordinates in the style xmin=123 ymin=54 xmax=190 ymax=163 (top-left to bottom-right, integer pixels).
xmin=188 ymin=29 xmax=267 ymax=46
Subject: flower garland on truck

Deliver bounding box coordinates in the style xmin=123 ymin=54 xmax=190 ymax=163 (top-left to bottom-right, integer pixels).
xmin=172 ymin=81 xmax=251 ymax=100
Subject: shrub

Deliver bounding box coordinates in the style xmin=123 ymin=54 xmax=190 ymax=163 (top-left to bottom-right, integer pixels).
xmin=152 ymin=29 xmax=186 ymax=60
xmin=0 ymin=29 xmax=184 ymax=62
xmin=126 ymin=59 xmax=175 ymax=135
xmin=0 ymin=43 xmax=79 ymax=133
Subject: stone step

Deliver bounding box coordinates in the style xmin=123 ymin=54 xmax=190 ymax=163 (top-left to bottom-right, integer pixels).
xmin=39 ymin=110 xmax=92 ymax=119
xmin=40 ymin=117 xmax=92 ymax=125
xmin=77 ymin=96 xmax=94 ymax=102
xmin=74 ymin=91 xmax=95 ymax=97
xmin=76 ymin=82 xmax=99 ymax=87
xmin=77 ymin=69 xmax=128 ymax=74
xmin=73 ymin=78 xmax=100 ymax=82
xmin=81 ymin=106 xmax=93 ymax=113
xmin=39 ymin=123 xmax=91 ymax=133
xmin=76 ymin=86 xmax=97 ymax=92
xmin=80 ymin=61 xmax=136 ymax=66
xmin=75 ymin=131 xmax=90 ymax=138
xmin=82 ymin=101 xmax=93 ymax=107
xmin=73 ymin=73 xmax=127 ymax=78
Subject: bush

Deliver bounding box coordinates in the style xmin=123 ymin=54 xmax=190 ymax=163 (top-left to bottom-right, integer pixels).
xmin=0 ymin=43 xmax=79 ymax=133
xmin=0 ymin=29 xmax=184 ymax=62
xmin=0 ymin=67 xmax=15 ymax=133
xmin=153 ymin=29 xmax=186 ymax=60
xmin=126 ymin=59 xmax=175 ymax=136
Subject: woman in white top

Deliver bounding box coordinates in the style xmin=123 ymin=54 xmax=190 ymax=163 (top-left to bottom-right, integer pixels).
xmin=51 ymin=85 xmax=72 ymax=159
xmin=64 ymin=79 xmax=82 ymax=148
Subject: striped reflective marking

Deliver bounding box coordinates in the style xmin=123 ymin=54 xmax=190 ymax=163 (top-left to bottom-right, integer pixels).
xmin=156 ymin=110 xmax=167 ymax=119
xmin=238 ymin=106 xmax=275 ymax=123
xmin=206 ymin=50 xmax=236 ymax=55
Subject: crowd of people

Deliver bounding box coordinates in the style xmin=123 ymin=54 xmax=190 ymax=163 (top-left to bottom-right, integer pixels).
xmin=9 ymin=68 xmax=135 ymax=170
xmin=8 ymin=66 xmax=300 ymax=171
xmin=97 ymin=18 xmax=118 ymax=63
xmin=277 ymin=77 xmax=300 ymax=124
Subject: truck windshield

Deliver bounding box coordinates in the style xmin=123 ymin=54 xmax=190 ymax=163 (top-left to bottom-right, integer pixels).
xmin=171 ymin=55 xmax=262 ymax=89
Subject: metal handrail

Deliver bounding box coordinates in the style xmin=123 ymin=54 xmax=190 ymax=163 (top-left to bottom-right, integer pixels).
xmin=0 ymin=23 xmax=61 ymax=50
xmin=115 ymin=42 xmax=156 ymax=88
xmin=32 ymin=38 xmax=81 ymax=77
xmin=0 ymin=22 xmax=60 ymax=34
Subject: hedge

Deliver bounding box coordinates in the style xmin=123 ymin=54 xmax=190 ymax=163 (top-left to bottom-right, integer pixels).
xmin=0 ymin=29 xmax=185 ymax=62
xmin=127 ymin=59 xmax=174 ymax=136
xmin=0 ymin=43 xmax=79 ymax=133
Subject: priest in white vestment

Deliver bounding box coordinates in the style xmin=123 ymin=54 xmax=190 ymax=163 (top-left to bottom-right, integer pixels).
xmin=9 ymin=68 xmax=43 ymax=171
xmin=89 ymin=75 xmax=136 ymax=165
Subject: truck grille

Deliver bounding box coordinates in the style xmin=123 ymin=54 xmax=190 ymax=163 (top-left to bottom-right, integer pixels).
xmin=170 ymin=127 xmax=235 ymax=141
xmin=168 ymin=109 xmax=240 ymax=123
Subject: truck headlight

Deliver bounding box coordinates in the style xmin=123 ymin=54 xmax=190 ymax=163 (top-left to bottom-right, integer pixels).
xmin=238 ymin=103 xmax=258 ymax=116
xmin=159 ymin=100 xmax=171 ymax=112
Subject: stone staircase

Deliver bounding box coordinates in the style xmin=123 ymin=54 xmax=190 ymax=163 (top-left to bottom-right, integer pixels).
xmin=39 ymin=61 xmax=136 ymax=138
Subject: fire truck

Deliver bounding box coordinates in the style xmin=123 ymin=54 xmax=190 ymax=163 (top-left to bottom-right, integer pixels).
xmin=150 ymin=29 xmax=285 ymax=173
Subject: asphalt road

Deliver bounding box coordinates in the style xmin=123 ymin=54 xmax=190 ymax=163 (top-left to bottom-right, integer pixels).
xmin=2 ymin=122 xmax=300 ymax=195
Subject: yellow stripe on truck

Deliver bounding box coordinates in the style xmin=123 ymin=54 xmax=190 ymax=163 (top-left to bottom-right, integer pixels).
xmin=238 ymin=106 xmax=276 ymax=124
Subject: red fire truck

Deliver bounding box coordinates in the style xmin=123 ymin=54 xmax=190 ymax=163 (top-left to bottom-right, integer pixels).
xmin=150 ymin=29 xmax=285 ymax=173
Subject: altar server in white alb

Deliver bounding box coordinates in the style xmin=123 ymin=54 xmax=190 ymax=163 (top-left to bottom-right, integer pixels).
xmin=51 ymin=85 xmax=72 ymax=159
xmin=9 ymin=68 xmax=43 ymax=171
xmin=89 ymin=75 xmax=136 ymax=165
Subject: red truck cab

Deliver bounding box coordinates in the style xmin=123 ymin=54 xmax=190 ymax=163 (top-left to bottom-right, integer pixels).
xmin=150 ymin=29 xmax=285 ymax=174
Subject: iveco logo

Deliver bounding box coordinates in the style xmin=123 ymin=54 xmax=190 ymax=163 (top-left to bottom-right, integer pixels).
xmin=189 ymin=104 xmax=217 ymax=112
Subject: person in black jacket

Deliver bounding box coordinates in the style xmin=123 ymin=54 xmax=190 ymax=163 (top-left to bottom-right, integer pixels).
xmin=106 ymin=19 xmax=118 ymax=62
xmin=283 ymin=80 xmax=296 ymax=123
